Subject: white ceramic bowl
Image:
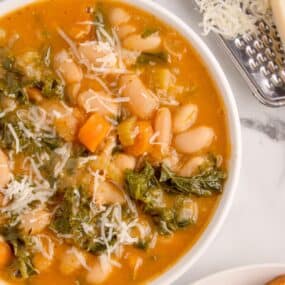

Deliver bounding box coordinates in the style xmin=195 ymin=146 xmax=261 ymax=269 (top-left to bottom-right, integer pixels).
xmin=0 ymin=0 xmax=242 ymax=284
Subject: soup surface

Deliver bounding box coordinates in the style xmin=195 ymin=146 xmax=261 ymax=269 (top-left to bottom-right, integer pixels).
xmin=0 ymin=1 xmax=230 ymax=284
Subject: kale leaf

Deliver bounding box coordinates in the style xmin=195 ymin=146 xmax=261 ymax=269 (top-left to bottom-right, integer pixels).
xmin=0 ymin=46 xmax=64 ymax=103
xmin=126 ymin=158 xmax=226 ymax=198
xmin=124 ymin=157 xmax=226 ymax=234
xmin=159 ymin=161 xmax=226 ymax=196
xmin=136 ymin=52 xmax=168 ymax=66
xmin=50 ymin=188 xmax=107 ymax=255
xmin=0 ymin=226 xmax=36 ymax=279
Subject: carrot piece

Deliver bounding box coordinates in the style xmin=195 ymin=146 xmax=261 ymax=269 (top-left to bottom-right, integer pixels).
xmin=78 ymin=113 xmax=110 ymax=152
xmin=125 ymin=121 xmax=153 ymax=156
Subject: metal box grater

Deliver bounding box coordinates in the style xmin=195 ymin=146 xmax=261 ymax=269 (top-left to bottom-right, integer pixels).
xmin=218 ymin=20 xmax=285 ymax=107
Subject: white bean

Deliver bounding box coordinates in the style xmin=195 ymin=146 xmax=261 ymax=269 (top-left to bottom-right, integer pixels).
xmin=21 ymin=208 xmax=51 ymax=235
xmin=54 ymin=50 xmax=83 ymax=84
xmin=117 ymin=24 xmax=136 ymax=39
xmin=54 ymin=110 xmax=83 ymax=142
xmin=78 ymin=89 xmax=118 ymax=116
xmin=86 ymin=259 xmax=112 ymax=284
xmin=123 ymin=33 xmax=161 ymax=52
xmin=173 ymin=104 xmax=198 ymax=133
xmin=0 ymin=149 xmax=10 ymax=188
xmin=174 ymin=126 xmax=215 ymax=154
xmin=60 ymin=250 xmax=82 ymax=275
xmin=93 ymin=181 xmax=125 ymax=205
xmin=119 ymin=75 xmax=158 ymax=119
xmin=113 ymin=153 xmax=136 ymax=172
xmin=179 ymin=156 xmax=205 ymax=177
xmin=33 ymin=253 xmax=53 ymax=272
xmin=78 ymin=43 xmax=117 ymax=67
xmin=66 ymin=83 xmax=81 ymax=104
xmin=108 ymin=8 xmax=130 ymax=26
xmin=154 ymin=108 xmax=172 ymax=155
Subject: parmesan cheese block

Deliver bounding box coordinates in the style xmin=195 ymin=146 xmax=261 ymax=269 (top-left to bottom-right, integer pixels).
xmin=271 ymin=0 xmax=285 ymax=45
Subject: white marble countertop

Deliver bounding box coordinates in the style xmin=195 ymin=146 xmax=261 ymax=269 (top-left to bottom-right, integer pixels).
xmin=154 ymin=0 xmax=285 ymax=284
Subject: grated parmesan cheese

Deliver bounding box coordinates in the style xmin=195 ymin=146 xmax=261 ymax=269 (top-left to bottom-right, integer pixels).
xmin=54 ymin=143 xmax=72 ymax=177
xmin=7 ymin=124 xmax=20 ymax=153
xmin=32 ymin=234 xmax=55 ymax=260
xmin=133 ymin=257 xmax=143 ymax=280
xmin=68 ymin=247 xmax=92 ymax=271
xmin=195 ymin=0 xmax=270 ymax=38
xmin=0 ymin=175 xmax=55 ymax=216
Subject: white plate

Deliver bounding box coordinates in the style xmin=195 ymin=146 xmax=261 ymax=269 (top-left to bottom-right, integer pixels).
xmin=193 ymin=264 xmax=285 ymax=285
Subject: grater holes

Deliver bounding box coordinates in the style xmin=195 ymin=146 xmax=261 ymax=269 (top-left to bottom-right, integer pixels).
xmin=243 ymin=34 xmax=253 ymax=44
xmin=220 ymin=16 xmax=285 ymax=105
xmin=248 ymin=58 xmax=258 ymax=71
xmin=260 ymin=34 xmax=272 ymax=47
xmin=267 ymin=61 xmax=278 ymax=72
xmin=270 ymin=74 xmax=283 ymax=88
xmin=260 ymin=66 xmax=270 ymax=77
xmin=253 ymin=40 xmax=264 ymax=51
xmin=258 ymin=21 xmax=270 ymax=33
xmin=256 ymin=53 xmax=267 ymax=64
xmin=264 ymin=48 xmax=275 ymax=59
xmin=264 ymin=79 xmax=275 ymax=90
xmin=246 ymin=45 xmax=256 ymax=57
xmin=235 ymin=38 xmax=245 ymax=49
xmin=273 ymin=31 xmax=281 ymax=41
xmin=278 ymin=43 xmax=284 ymax=53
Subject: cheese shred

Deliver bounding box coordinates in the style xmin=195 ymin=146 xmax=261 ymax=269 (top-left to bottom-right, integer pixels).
xmin=195 ymin=0 xmax=270 ymax=38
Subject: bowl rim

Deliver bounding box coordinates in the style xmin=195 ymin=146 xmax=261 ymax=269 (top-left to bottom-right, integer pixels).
xmin=192 ymin=263 xmax=285 ymax=285
xmin=0 ymin=0 xmax=242 ymax=284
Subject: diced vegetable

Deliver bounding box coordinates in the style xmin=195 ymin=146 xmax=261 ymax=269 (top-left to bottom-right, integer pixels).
xmin=117 ymin=116 xmax=137 ymax=146
xmin=78 ymin=113 xmax=110 ymax=152
xmin=153 ymin=68 xmax=174 ymax=90
xmin=125 ymin=121 xmax=153 ymax=156
xmin=26 ymin=87 xmax=43 ymax=103
xmin=136 ymin=52 xmax=168 ymax=65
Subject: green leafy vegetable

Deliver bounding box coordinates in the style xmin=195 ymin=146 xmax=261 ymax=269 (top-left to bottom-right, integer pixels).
xmin=126 ymin=158 xmax=225 ymax=198
xmin=0 ymin=113 xmax=64 ymax=156
xmin=124 ymin=157 xmax=226 ymax=234
xmin=51 ymin=188 xmax=113 ymax=255
xmin=93 ymin=3 xmax=112 ymax=37
xmin=0 ymin=48 xmax=29 ymax=104
xmin=159 ymin=162 xmax=226 ymax=196
xmin=141 ymin=28 xmax=158 ymax=38
xmin=32 ymin=76 xmax=64 ymax=99
xmin=0 ymin=226 xmax=36 ymax=279
xmin=0 ymin=46 xmax=64 ymax=103
xmin=136 ymin=52 xmax=168 ymax=66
